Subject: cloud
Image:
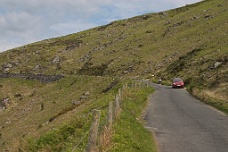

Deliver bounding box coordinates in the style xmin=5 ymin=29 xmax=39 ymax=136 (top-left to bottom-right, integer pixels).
xmin=0 ymin=0 xmax=202 ymax=52
xmin=0 ymin=12 xmax=41 ymax=34
xmin=49 ymin=21 xmax=98 ymax=36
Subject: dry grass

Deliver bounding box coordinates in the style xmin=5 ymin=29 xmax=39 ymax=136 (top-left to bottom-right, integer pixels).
xmin=191 ymin=86 xmax=228 ymax=114
xmin=193 ymin=82 xmax=228 ymax=104
xmin=204 ymin=90 xmax=228 ymax=102
xmin=99 ymin=126 xmax=113 ymax=152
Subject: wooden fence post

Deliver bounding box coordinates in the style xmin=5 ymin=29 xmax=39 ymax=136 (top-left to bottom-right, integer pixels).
xmin=114 ymin=94 xmax=120 ymax=118
xmin=108 ymin=101 xmax=113 ymax=130
xmin=118 ymin=88 xmax=122 ymax=106
xmin=86 ymin=110 xmax=101 ymax=152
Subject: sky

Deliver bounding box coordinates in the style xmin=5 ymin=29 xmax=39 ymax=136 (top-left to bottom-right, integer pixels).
xmin=0 ymin=0 xmax=202 ymax=52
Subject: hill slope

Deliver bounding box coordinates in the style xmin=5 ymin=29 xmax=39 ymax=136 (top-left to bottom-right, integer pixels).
xmin=1 ymin=0 xmax=227 ymax=79
xmin=0 ymin=0 xmax=227 ymax=151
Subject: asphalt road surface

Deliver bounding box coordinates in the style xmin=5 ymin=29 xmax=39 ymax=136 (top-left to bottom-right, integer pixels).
xmin=144 ymin=83 xmax=228 ymax=152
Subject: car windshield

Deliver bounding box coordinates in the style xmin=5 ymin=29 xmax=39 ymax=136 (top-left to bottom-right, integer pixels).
xmin=173 ymin=78 xmax=183 ymax=82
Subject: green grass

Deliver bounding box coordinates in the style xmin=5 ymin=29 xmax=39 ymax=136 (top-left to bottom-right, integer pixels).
xmin=110 ymin=87 xmax=157 ymax=152
xmin=24 ymin=114 xmax=92 ymax=152
xmin=20 ymin=79 xmax=124 ymax=152
xmin=0 ymin=76 xmax=117 ymax=151
xmin=20 ymin=84 xmax=157 ymax=152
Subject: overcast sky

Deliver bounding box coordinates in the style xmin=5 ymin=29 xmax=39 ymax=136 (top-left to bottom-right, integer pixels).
xmin=0 ymin=0 xmax=202 ymax=52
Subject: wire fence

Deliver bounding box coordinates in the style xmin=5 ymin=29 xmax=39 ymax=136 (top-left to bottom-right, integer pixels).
xmin=71 ymin=79 xmax=150 ymax=152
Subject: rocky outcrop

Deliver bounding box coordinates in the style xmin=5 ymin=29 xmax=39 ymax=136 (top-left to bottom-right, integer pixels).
xmin=0 ymin=98 xmax=10 ymax=110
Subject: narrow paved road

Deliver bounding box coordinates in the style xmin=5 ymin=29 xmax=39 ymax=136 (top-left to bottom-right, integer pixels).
xmin=144 ymin=83 xmax=228 ymax=152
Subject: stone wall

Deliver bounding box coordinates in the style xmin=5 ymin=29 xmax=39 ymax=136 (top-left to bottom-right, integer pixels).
xmin=0 ymin=73 xmax=64 ymax=83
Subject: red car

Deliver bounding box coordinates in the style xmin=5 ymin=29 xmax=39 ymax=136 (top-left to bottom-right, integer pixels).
xmin=172 ymin=78 xmax=184 ymax=88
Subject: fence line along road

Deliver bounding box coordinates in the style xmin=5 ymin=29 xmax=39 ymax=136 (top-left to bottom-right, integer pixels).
xmin=73 ymin=79 xmax=150 ymax=152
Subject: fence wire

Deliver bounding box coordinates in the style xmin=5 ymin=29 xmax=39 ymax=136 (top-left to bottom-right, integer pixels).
xmin=71 ymin=80 xmax=148 ymax=151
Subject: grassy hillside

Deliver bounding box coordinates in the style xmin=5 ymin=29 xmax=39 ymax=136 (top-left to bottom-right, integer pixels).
xmin=0 ymin=0 xmax=227 ymax=151
xmin=0 ymin=76 xmax=117 ymax=151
